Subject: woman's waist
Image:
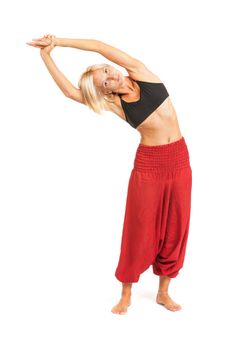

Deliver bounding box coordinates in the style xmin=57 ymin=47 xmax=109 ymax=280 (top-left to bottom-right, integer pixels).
xmin=133 ymin=135 xmax=191 ymax=172
xmin=139 ymin=130 xmax=182 ymax=147
xmin=137 ymin=117 xmax=182 ymax=146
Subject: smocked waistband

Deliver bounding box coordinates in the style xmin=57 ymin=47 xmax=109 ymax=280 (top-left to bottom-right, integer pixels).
xmin=133 ymin=136 xmax=191 ymax=172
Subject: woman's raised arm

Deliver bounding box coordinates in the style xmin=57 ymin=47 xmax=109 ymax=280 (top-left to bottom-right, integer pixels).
xmin=97 ymin=41 xmax=145 ymax=72
xmin=55 ymin=38 xmax=145 ymax=72
xmin=27 ymin=36 xmax=84 ymax=103
xmin=40 ymin=51 xmax=84 ymax=102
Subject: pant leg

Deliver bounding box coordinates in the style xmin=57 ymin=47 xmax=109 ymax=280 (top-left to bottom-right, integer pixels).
xmin=115 ymin=169 xmax=165 ymax=283
xmin=153 ymin=167 xmax=192 ymax=278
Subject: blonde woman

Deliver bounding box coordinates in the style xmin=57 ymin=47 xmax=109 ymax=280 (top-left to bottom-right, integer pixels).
xmin=26 ymin=35 xmax=192 ymax=315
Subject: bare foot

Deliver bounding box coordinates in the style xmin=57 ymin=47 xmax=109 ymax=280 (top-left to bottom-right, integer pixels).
xmin=156 ymin=291 xmax=182 ymax=312
xmin=111 ymin=294 xmax=131 ymax=315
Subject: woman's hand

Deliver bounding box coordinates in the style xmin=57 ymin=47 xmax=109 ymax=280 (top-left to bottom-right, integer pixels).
xmin=26 ymin=34 xmax=57 ymax=54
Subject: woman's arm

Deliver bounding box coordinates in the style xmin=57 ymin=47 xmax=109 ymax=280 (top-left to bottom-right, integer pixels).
xmin=97 ymin=41 xmax=145 ymax=72
xmin=55 ymin=38 xmax=145 ymax=72
xmin=56 ymin=38 xmax=100 ymax=52
xmin=40 ymin=50 xmax=84 ymax=102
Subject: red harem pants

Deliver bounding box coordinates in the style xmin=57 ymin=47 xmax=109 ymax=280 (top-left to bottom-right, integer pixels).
xmin=115 ymin=136 xmax=192 ymax=283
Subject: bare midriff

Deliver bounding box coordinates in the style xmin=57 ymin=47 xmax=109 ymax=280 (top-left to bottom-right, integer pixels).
xmin=135 ymin=97 xmax=183 ymax=146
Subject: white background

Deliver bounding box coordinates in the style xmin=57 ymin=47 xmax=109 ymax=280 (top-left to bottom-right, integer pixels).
xmin=0 ymin=0 xmax=233 ymax=349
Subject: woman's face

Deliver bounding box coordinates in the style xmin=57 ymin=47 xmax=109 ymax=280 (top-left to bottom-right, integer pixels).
xmin=93 ymin=65 xmax=123 ymax=94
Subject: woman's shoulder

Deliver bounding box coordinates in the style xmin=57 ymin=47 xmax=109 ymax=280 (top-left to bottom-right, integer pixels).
xmin=126 ymin=65 xmax=163 ymax=83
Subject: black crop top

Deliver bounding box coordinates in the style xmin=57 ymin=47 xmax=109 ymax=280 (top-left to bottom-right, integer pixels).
xmin=119 ymin=80 xmax=169 ymax=129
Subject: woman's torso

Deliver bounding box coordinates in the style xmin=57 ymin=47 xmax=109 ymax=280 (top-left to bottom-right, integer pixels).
xmin=106 ymin=69 xmax=182 ymax=146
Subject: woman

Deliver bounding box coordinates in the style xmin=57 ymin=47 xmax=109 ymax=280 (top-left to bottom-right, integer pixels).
xmin=26 ymin=35 xmax=192 ymax=315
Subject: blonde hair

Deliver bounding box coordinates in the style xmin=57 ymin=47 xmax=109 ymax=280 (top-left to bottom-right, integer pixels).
xmin=78 ymin=63 xmax=116 ymax=115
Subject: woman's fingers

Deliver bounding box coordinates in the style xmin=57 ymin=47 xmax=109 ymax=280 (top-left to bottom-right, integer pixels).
xmin=30 ymin=34 xmax=55 ymax=43
xmin=39 ymin=34 xmax=54 ymax=39
xmin=33 ymin=39 xmax=51 ymax=45
xmin=26 ymin=43 xmax=41 ymax=48
xmin=26 ymin=40 xmax=49 ymax=47
xmin=31 ymin=35 xmax=51 ymax=41
xmin=26 ymin=34 xmax=56 ymax=48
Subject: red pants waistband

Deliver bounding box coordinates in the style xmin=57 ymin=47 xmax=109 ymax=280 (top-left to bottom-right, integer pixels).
xmin=134 ymin=136 xmax=191 ymax=172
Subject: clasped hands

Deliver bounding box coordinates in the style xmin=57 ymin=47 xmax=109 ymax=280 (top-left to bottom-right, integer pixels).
xmin=26 ymin=34 xmax=57 ymax=54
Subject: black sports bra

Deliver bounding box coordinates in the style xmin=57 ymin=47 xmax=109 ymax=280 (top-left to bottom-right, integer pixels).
xmin=118 ymin=80 xmax=169 ymax=129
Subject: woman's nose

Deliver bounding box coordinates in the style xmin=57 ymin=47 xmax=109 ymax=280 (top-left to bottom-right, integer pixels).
xmin=108 ymin=70 xmax=116 ymax=78
xmin=110 ymin=74 xmax=118 ymax=81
